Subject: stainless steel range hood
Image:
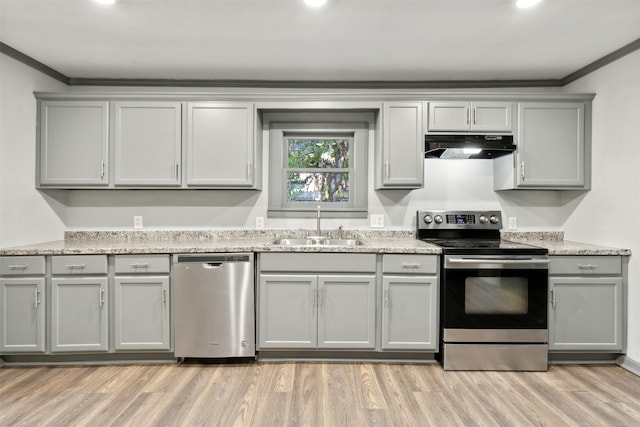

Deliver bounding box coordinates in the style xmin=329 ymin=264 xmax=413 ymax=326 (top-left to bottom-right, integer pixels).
xmin=425 ymin=134 xmax=515 ymax=159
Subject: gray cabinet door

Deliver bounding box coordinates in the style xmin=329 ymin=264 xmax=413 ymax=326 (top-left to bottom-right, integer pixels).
xmin=0 ymin=278 xmax=45 ymax=353
xmin=549 ymin=277 xmax=623 ymax=351
xmin=258 ymin=274 xmax=317 ymax=349
xmin=113 ymin=276 xmax=170 ymax=350
xmin=39 ymin=100 xmax=109 ymax=186
xmin=516 ymin=102 xmax=585 ymax=187
xmin=186 ymin=102 xmax=255 ymax=187
xmin=379 ymin=102 xmax=423 ymax=188
xmin=317 ymin=275 xmax=376 ymax=349
xmin=381 ymin=276 xmax=438 ymax=351
xmin=428 ymin=101 xmax=512 ymax=132
xmin=427 ymin=101 xmax=470 ymax=131
xmin=51 ymin=277 xmax=109 ymax=352
xmin=114 ymin=101 xmax=182 ymax=186
xmin=472 ymin=102 xmax=513 ymax=132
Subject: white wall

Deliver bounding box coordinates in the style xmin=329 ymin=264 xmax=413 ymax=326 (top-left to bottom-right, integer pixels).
xmin=0 ymin=54 xmax=68 ymax=247
xmin=562 ymin=49 xmax=640 ymax=363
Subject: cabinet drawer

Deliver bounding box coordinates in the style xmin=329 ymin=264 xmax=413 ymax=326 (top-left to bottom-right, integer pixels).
xmin=260 ymin=253 xmax=376 ymax=273
xmin=115 ymin=255 xmax=170 ymax=274
xmin=0 ymin=256 xmax=46 ymax=276
xmin=52 ymin=255 xmax=108 ymax=275
xmin=382 ymin=255 xmax=438 ymax=274
xmin=549 ymin=256 xmax=621 ymax=275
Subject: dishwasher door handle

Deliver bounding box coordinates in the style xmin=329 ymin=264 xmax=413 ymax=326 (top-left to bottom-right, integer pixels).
xmin=203 ymin=262 xmax=224 ymax=269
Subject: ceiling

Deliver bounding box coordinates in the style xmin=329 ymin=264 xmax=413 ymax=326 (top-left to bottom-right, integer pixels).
xmin=1 ymin=0 xmax=640 ymax=85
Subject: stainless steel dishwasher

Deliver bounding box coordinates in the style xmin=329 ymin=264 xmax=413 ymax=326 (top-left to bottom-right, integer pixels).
xmin=172 ymin=253 xmax=255 ymax=358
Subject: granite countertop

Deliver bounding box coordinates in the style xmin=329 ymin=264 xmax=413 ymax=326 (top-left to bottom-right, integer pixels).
xmin=0 ymin=230 xmax=631 ymax=256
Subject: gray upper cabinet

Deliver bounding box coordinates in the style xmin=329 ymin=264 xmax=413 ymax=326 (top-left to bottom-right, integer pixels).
xmin=39 ymin=100 xmax=109 ymax=187
xmin=377 ymin=101 xmax=423 ymax=188
xmin=114 ymin=101 xmax=182 ymax=187
xmin=186 ymin=102 xmax=256 ymax=187
xmin=494 ymin=101 xmax=588 ymax=190
xmin=427 ymin=101 xmax=512 ymax=132
xmin=516 ymin=102 xmax=585 ymax=188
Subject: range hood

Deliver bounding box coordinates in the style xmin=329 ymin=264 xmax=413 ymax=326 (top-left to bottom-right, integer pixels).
xmin=425 ymin=134 xmax=516 ymax=159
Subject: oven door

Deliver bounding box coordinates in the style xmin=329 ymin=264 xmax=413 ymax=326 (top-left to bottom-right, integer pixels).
xmin=441 ymin=255 xmax=549 ymax=329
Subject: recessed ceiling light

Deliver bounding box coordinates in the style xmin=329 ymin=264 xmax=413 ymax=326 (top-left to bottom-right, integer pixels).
xmin=305 ymin=0 xmax=328 ymax=7
xmin=516 ymin=0 xmax=542 ymax=8
xmin=95 ymin=0 xmax=116 ymax=5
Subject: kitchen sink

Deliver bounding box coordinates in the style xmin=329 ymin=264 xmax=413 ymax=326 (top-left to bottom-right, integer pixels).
xmin=266 ymin=237 xmax=367 ymax=247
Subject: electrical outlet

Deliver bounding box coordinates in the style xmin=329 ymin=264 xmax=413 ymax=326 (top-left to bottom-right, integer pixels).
xmin=255 ymin=216 xmax=264 ymax=229
xmin=508 ymin=216 xmax=517 ymax=230
xmin=370 ymin=214 xmax=384 ymax=228
xmin=134 ymin=216 xmax=143 ymax=229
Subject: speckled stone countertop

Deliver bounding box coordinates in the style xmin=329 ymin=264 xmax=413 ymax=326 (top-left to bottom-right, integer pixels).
xmin=0 ymin=229 xmax=440 ymax=256
xmin=0 ymin=230 xmax=631 ymax=256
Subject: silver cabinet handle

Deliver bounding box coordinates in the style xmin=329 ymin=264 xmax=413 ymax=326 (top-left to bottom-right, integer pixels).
xmin=402 ymin=263 xmax=421 ymax=269
xmin=162 ymin=288 xmax=167 ymax=306
xmin=466 ymin=107 xmax=470 ymax=125
xmin=66 ymin=264 xmax=86 ymax=270
xmin=319 ymin=287 xmax=324 ymax=308
xmin=550 ymin=288 xmax=556 ymax=307
xmin=385 ymin=161 xmax=390 ymax=179
xmin=520 ymin=161 xmax=525 ymax=180
xmin=34 ymin=288 xmax=41 ymax=307
xmin=130 ymin=263 xmax=150 ymax=269
xmin=100 ymin=160 xmax=106 ymax=179
xmin=175 ymin=162 xmax=179 ymax=180
xmin=473 ymin=107 xmax=477 ymax=125
xmin=577 ymin=264 xmax=598 ymax=269
xmin=9 ymin=264 xmax=29 ymax=270
xmin=247 ymin=162 xmax=252 ymax=178
xmin=384 ymin=288 xmax=389 ymax=307
xmin=99 ymin=288 xmax=105 ymax=308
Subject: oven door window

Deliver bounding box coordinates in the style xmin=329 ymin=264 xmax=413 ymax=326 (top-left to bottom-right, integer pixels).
xmin=465 ymin=277 xmax=528 ymax=315
xmin=442 ymin=269 xmax=547 ymax=329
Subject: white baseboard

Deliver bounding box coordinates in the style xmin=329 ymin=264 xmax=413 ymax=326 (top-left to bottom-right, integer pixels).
xmin=618 ymin=355 xmax=640 ymax=376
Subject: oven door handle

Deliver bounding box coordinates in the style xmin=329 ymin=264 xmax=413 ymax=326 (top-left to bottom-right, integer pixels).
xmin=445 ymin=257 xmax=549 ymax=269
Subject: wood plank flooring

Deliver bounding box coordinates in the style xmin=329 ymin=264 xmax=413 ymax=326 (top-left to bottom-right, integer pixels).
xmin=1 ymin=361 xmax=640 ymax=427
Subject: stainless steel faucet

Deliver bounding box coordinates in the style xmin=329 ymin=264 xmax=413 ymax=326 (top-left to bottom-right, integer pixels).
xmin=316 ymin=205 xmax=322 ymax=237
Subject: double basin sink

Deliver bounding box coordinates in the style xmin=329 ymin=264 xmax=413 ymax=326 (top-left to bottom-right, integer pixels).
xmin=266 ymin=237 xmax=367 ymax=247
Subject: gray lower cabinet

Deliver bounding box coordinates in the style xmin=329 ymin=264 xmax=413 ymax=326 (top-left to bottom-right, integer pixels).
xmin=258 ymin=253 xmax=377 ymax=350
xmin=0 ymin=256 xmax=46 ymax=353
xmin=259 ymin=273 xmax=376 ymax=349
xmin=39 ymin=100 xmax=110 ymax=187
xmin=50 ymin=255 xmax=109 ymax=352
xmin=113 ymin=255 xmax=171 ymax=351
xmin=549 ymin=256 xmax=623 ymax=351
xmin=51 ymin=277 xmax=109 ymax=352
xmin=113 ymin=276 xmax=170 ymax=350
xmin=381 ymin=255 xmax=439 ymax=351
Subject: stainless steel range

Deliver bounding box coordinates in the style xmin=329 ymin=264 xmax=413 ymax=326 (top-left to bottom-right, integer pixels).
xmin=417 ymin=210 xmax=549 ymax=371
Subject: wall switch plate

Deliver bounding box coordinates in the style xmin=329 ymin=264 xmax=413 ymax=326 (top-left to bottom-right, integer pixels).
xmin=370 ymin=214 xmax=384 ymax=228
xmin=134 ymin=216 xmax=143 ymax=229
xmin=255 ymin=216 xmax=264 ymax=229
xmin=508 ymin=216 xmax=517 ymax=230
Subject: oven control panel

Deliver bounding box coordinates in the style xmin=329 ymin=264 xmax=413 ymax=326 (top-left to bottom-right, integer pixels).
xmin=417 ymin=210 xmax=502 ymax=230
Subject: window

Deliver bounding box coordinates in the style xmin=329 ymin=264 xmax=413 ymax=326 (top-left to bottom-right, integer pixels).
xmin=267 ymin=117 xmax=370 ymax=218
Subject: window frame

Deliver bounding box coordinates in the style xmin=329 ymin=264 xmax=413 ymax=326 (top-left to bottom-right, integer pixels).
xmin=268 ymin=121 xmax=369 ymax=218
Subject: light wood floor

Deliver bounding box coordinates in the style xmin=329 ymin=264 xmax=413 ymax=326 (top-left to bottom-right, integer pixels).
xmin=1 ymin=361 xmax=640 ymax=427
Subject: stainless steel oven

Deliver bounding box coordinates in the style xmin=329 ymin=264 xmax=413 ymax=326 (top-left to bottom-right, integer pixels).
xmin=417 ymin=210 xmax=549 ymax=371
